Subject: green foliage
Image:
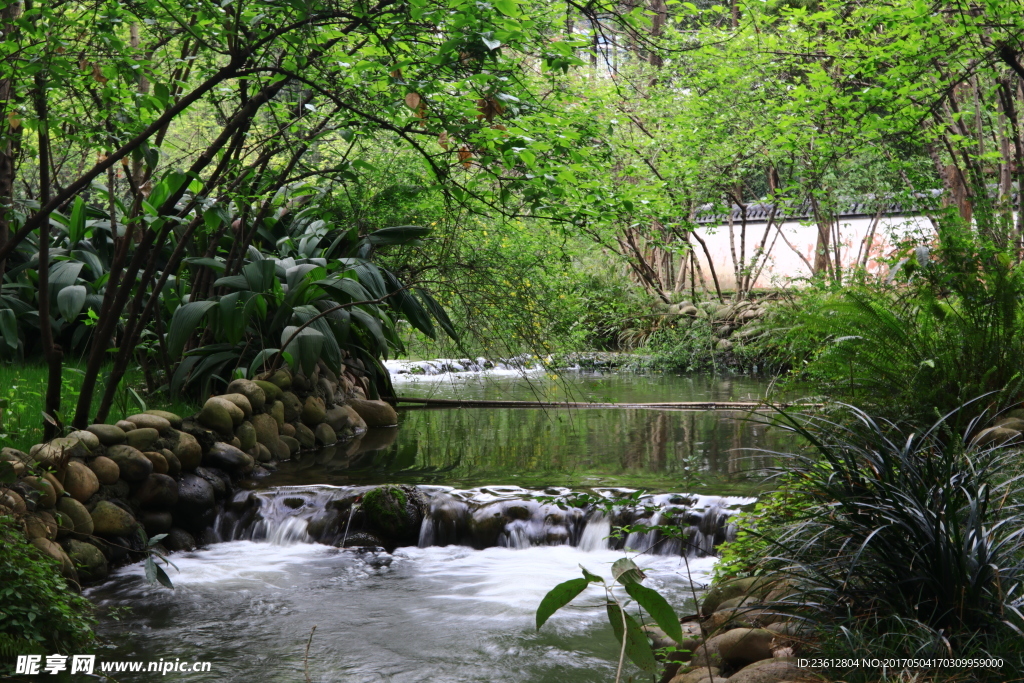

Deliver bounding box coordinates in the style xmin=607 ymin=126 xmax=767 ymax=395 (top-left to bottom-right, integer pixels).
xmin=712 ymin=480 xmax=811 ymax=583
xmin=758 ymin=406 xmax=1024 ymax=678
xmin=0 ymin=362 xmax=196 ymax=452
xmin=0 ymin=516 xmax=95 ymax=671
xmin=536 ymin=557 xmax=683 ymax=678
xmin=167 ymin=220 xmax=449 ymax=398
xmin=779 ymin=228 xmax=1024 ymax=427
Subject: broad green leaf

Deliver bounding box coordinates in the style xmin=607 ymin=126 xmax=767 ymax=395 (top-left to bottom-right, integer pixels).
xmin=536 ymin=577 xmax=589 ymax=629
xmin=494 ymin=0 xmax=520 ymax=17
xmin=625 ymin=582 xmax=683 ymax=644
xmin=213 ymin=275 xmax=249 ymax=290
xmin=0 ymin=309 xmax=18 ymax=350
xmin=149 ymin=171 xmax=188 ymax=210
xmin=68 ymin=196 xmax=86 ymax=244
xmin=49 ymin=261 xmax=84 ymax=290
xmin=351 ymin=307 xmax=388 ymax=359
xmin=248 ymin=348 xmax=280 ymax=378
xmin=417 ymin=288 xmax=458 ymax=340
xmin=281 ymin=325 xmax=323 ymax=376
xmin=243 ymin=260 xmax=277 ymax=293
xmin=155 ymin=565 xmax=174 ymax=589
xmin=57 ymin=285 xmax=87 ymax=321
xmin=366 ymin=225 xmax=432 ymax=246
xmin=580 ymin=565 xmax=604 ymax=583
xmin=383 ymin=270 xmax=435 ymax=338
xmin=167 ymin=301 xmax=217 ymax=357
xmin=612 ymin=557 xmax=646 ymax=585
xmin=315 ymin=277 xmax=373 ymax=303
xmin=607 ymin=603 xmax=659 ymax=672
xmin=187 ymin=257 xmax=226 ymax=271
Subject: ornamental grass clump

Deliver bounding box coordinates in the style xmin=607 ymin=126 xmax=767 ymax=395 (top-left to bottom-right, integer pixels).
xmin=763 ymin=406 xmax=1024 ymax=679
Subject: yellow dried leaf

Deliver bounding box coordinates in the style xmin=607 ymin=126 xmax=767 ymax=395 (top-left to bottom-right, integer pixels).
xmin=404 ymin=92 xmax=421 ymax=110
xmin=7 ymin=111 xmax=20 ymax=130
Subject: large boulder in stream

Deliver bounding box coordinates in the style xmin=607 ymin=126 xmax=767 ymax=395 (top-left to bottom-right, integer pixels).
xmin=361 ymin=485 xmax=425 ymax=548
xmin=173 ymin=473 xmax=217 ymax=533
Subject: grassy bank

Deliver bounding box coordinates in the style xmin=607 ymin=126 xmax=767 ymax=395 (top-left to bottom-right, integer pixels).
xmin=0 ymin=361 xmax=201 ymax=453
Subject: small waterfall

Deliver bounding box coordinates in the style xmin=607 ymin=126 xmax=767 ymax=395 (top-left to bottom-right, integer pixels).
xmin=578 ymin=513 xmax=611 ymax=552
xmin=217 ymin=485 xmax=754 ymax=557
xmin=266 ymin=517 xmax=311 ymax=545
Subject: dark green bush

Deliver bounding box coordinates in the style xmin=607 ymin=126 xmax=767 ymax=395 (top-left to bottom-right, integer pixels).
xmin=778 ymin=228 xmax=1024 ymax=428
xmin=758 ymin=406 xmax=1024 ymax=680
xmin=0 ymin=515 xmax=95 ymax=671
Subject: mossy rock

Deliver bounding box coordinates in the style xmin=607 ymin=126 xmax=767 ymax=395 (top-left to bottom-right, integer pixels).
xmin=270 ymin=400 xmax=285 ymax=428
xmin=145 ymin=410 xmax=183 ymax=429
xmin=237 ymin=421 xmax=258 ymax=450
xmin=67 ymin=430 xmax=101 ymax=451
xmin=301 ymin=396 xmax=327 ymax=426
xmin=226 ymin=379 xmax=267 ymax=412
xmin=91 ymin=500 xmax=139 ymax=537
xmin=61 ymin=538 xmax=108 ymax=583
xmin=254 ymin=379 xmax=283 ymax=403
xmin=30 ymin=437 xmax=89 ymax=466
xmin=281 ymin=392 xmax=302 ymax=422
xmin=87 ymin=423 xmax=127 ymax=446
xmin=295 ymin=423 xmax=316 ymax=449
xmin=972 ymin=425 xmax=1021 ymax=448
xmin=23 ymin=511 xmax=58 ymax=540
xmin=21 ymin=475 xmax=58 ymax=508
xmin=280 ymin=435 xmax=300 ymax=456
xmin=126 ymin=413 xmax=173 ymax=433
xmin=263 ymin=368 xmax=292 ymax=390
xmin=315 ymin=423 xmax=336 ymax=446
xmin=64 ymin=460 xmax=100 ymax=502
xmin=252 ymin=413 xmax=279 ymax=446
xmin=172 ymin=431 xmax=203 ymax=471
xmin=702 ymin=576 xmax=772 ymax=615
xmin=362 ymin=485 xmax=425 ymax=547
xmin=125 ymin=427 xmax=160 ymax=451
xmin=56 ymin=497 xmax=94 ymax=535
xmin=219 ymin=393 xmax=254 ymax=419
xmin=346 ymin=399 xmax=398 ymax=428
xmin=88 ymin=455 xmax=120 ymax=485
xmin=106 ymin=444 xmax=154 ymax=482
xmin=199 ymin=396 xmax=242 ymax=434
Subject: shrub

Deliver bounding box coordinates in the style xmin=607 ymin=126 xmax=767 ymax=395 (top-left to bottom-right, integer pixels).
xmin=0 ymin=515 xmax=95 ymax=673
xmin=758 ymin=405 xmax=1024 ymax=680
xmin=779 ymin=229 xmax=1024 ymax=428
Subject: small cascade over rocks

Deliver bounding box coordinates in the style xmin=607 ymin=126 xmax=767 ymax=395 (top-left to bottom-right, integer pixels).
xmin=385 ymin=355 xmax=542 ymax=380
xmin=216 ymin=483 xmax=754 ymax=556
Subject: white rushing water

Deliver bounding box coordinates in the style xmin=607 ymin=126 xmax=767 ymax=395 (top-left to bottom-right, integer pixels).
xmin=384 ymin=356 xmax=546 ymax=384
xmin=89 ymin=537 xmax=717 ymax=682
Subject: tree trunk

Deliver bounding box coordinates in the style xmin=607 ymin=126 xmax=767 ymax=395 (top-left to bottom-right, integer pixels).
xmin=33 ymin=72 xmax=63 ymax=438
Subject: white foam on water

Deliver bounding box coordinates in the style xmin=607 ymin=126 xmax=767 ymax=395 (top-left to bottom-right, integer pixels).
xmin=91 ymin=539 xmax=717 ymax=682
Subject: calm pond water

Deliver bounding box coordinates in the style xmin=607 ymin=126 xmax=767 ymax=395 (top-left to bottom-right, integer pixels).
xmin=264 ymin=370 xmax=796 ymax=495
xmin=89 ymin=370 xmax=799 ymax=682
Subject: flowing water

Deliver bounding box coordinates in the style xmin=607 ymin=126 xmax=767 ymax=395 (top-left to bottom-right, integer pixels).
xmin=89 ymin=369 xmax=798 ymax=682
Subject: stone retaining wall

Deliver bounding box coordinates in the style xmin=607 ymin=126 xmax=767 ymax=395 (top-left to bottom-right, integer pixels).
xmin=0 ymin=361 xmax=398 ymax=587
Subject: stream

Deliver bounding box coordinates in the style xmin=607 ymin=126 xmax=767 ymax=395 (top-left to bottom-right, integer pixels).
xmin=88 ymin=369 xmax=796 ymax=682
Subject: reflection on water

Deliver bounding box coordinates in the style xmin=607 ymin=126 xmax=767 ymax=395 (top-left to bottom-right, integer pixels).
xmin=91 ymin=370 xmax=801 ymax=682
xmin=263 ymin=371 xmax=797 ymax=495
